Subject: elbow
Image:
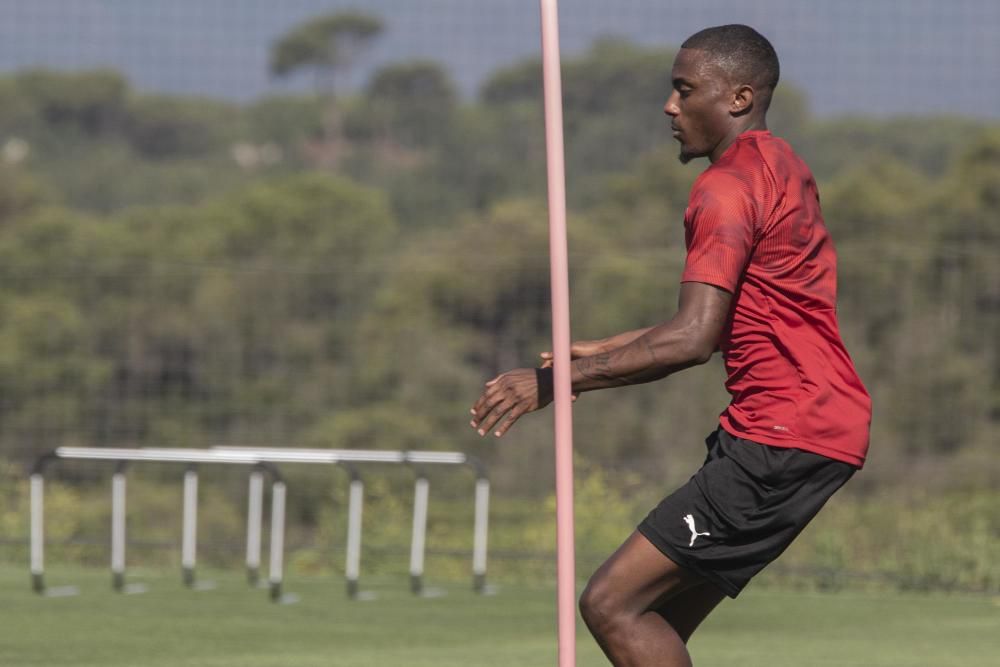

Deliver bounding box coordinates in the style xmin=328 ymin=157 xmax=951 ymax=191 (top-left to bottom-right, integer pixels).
xmin=687 ymin=334 xmax=719 ymax=366
xmin=690 ymin=345 xmax=715 ymax=366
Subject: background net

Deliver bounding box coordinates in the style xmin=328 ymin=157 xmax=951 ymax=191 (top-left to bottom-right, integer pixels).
xmin=0 ymin=0 xmax=996 ymax=592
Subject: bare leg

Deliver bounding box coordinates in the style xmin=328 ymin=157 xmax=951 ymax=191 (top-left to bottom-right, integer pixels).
xmin=653 ymin=582 xmax=726 ymax=644
xmin=579 ymin=531 xmax=724 ymax=666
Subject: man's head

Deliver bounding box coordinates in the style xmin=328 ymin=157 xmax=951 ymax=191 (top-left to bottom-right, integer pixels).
xmin=665 ymin=25 xmax=779 ymax=164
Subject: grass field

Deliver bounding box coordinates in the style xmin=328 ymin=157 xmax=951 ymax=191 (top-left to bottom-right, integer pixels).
xmin=0 ymin=564 xmax=997 ymax=666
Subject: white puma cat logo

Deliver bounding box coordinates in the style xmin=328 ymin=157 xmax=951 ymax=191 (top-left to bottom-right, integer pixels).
xmin=683 ymin=514 xmax=711 ymax=546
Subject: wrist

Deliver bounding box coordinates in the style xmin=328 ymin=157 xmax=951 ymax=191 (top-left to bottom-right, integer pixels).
xmin=534 ymin=366 xmax=554 ymax=404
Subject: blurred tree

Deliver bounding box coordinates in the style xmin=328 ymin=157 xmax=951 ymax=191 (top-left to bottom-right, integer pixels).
xmin=359 ymin=61 xmax=457 ymax=150
xmin=765 ymin=84 xmax=810 ymax=143
xmin=13 ymin=69 xmax=127 ymax=138
xmin=797 ymin=116 xmax=986 ymax=182
xmin=271 ymin=12 xmax=383 ymax=84
xmin=123 ymin=95 xmax=238 ymax=159
xmin=270 ymin=11 xmax=384 ymax=158
xmin=0 ymin=166 xmax=53 ymax=223
xmin=244 ymin=95 xmax=325 ymax=151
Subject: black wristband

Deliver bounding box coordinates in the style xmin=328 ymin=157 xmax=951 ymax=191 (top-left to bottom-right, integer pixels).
xmin=535 ymin=366 xmax=554 ymax=405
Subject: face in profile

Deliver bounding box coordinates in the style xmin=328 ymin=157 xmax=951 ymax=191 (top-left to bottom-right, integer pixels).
xmin=663 ymin=48 xmax=737 ymax=164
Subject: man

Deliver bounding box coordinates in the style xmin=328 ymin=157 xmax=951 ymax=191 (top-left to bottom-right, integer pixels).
xmin=469 ymin=24 xmax=871 ymax=666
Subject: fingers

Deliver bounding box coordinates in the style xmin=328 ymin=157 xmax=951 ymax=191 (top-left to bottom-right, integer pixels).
xmin=571 ymin=340 xmax=604 ymax=358
xmin=470 ymin=377 xmax=509 ymax=433
xmin=492 ymin=404 xmax=528 ymax=437
xmin=476 ymin=397 xmax=515 ymax=436
xmin=470 ymin=370 xmax=538 ymax=438
xmin=470 ymin=385 xmax=499 ymax=428
xmin=542 ymin=340 xmax=604 ymax=363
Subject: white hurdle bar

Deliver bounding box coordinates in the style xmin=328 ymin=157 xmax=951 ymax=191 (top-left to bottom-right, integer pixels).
xmin=212 ymin=447 xmax=491 ymax=595
xmin=31 ymin=448 xmax=285 ymax=601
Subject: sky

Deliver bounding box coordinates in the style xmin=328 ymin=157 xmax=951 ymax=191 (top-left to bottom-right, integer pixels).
xmin=0 ymin=0 xmax=997 ymax=118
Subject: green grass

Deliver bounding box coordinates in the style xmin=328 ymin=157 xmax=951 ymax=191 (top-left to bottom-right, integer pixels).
xmin=0 ymin=564 xmax=997 ymax=666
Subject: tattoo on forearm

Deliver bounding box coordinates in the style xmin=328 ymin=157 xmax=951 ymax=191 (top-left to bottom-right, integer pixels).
xmin=578 ymin=351 xmax=634 ymax=387
xmin=576 ymin=337 xmax=668 ymax=389
xmin=642 ymin=337 xmax=660 ymax=365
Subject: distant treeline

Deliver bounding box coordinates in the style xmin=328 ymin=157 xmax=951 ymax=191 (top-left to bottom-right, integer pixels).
xmin=0 ymin=37 xmax=996 ymax=499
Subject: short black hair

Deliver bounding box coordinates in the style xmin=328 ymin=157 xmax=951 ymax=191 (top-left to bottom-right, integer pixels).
xmin=681 ymin=25 xmax=780 ymax=94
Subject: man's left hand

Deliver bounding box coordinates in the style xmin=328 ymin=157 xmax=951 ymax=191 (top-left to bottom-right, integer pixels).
xmin=470 ymin=367 xmax=553 ymax=438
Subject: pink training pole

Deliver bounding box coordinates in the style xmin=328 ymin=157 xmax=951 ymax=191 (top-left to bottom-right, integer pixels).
xmin=539 ymin=1 xmax=576 ymax=665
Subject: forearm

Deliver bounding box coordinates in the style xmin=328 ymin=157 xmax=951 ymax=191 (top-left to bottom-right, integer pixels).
xmin=593 ymin=326 xmax=655 ymax=353
xmin=571 ymin=321 xmax=709 ymax=392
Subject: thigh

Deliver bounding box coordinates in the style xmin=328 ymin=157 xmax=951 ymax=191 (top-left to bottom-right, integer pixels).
xmin=652 ymin=581 xmax=726 ymax=643
xmin=583 ymin=530 xmax=705 ymax=615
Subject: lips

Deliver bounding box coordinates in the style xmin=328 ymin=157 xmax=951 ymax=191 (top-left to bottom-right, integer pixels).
xmin=671 ymin=124 xmax=682 ymax=138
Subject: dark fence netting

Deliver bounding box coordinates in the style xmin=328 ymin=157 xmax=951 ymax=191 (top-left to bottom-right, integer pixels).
xmin=0 ymin=1 xmax=996 ymax=593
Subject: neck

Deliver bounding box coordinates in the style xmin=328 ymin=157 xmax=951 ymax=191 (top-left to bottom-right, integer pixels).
xmin=709 ymin=116 xmax=768 ymax=163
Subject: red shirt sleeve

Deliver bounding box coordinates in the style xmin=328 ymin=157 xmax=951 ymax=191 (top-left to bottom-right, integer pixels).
xmin=681 ymin=169 xmax=757 ymax=293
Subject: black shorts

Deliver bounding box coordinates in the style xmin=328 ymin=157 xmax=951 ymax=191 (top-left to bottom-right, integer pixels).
xmin=637 ymin=428 xmax=855 ymax=598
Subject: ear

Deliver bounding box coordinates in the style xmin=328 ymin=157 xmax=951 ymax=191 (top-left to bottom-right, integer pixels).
xmin=730 ymin=84 xmax=755 ymax=115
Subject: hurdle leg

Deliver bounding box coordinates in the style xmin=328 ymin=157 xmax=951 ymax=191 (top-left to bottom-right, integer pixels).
xmin=268 ymin=481 xmax=286 ymax=601
xmin=409 ymin=477 xmax=429 ymax=595
xmin=246 ymin=470 xmax=264 ymax=587
xmin=345 ymin=476 xmax=364 ymax=599
xmin=111 ymin=465 xmax=127 ymax=591
xmin=30 ymin=473 xmax=45 ymax=594
xmin=472 ymin=477 xmax=490 ymax=593
xmin=181 ymin=468 xmax=198 ymax=587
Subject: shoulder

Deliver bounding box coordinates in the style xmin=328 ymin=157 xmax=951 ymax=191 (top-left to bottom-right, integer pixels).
xmin=747 ymin=132 xmax=814 ymax=183
xmin=693 ymin=137 xmax=770 ymax=196
xmin=688 ymin=160 xmax=759 ymax=221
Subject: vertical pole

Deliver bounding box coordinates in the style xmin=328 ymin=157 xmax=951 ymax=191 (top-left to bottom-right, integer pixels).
xmin=181 ymin=468 xmax=198 ymax=587
xmin=30 ymin=473 xmax=45 ymax=594
xmin=268 ymin=481 xmax=286 ymax=602
xmin=472 ymin=477 xmax=490 ymax=593
xmin=539 ymin=0 xmax=577 ymax=664
xmin=409 ymin=476 xmax=430 ymax=595
xmin=246 ymin=470 xmax=264 ymax=586
xmin=111 ymin=464 xmax=127 ymax=591
xmin=345 ymin=475 xmax=364 ymax=599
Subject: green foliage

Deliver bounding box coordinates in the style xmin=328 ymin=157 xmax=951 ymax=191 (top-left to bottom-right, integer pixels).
xmin=0 ymin=166 xmax=54 ymax=221
xmin=13 ymin=69 xmax=127 ymax=137
xmin=351 ymin=61 xmax=457 ymax=150
xmin=797 ymin=115 xmax=987 ymax=181
xmin=270 ymin=11 xmax=384 ymax=79
xmin=244 ymin=95 xmax=325 ymax=147
xmin=0 ymin=34 xmax=996 ymax=593
xmin=482 ymin=39 xmax=681 ymax=205
xmin=123 ymin=95 xmax=239 ymax=159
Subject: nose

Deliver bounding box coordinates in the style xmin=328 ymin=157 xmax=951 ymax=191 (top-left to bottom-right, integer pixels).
xmin=663 ymin=91 xmax=680 ymax=117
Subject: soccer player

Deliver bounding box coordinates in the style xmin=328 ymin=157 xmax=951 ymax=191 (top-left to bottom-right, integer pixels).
xmin=469 ymin=24 xmax=871 ymax=666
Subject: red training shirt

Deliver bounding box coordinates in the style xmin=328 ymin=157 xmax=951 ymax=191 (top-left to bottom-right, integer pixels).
xmin=681 ymin=130 xmax=872 ymax=467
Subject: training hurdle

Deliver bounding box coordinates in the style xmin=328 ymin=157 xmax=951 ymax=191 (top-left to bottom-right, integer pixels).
xmin=30 ymin=447 xmax=287 ymax=601
xmin=211 ymin=447 xmax=490 ymax=597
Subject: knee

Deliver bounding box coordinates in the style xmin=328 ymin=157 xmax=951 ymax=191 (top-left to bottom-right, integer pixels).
xmin=579 ymin=575 xmax=624 ymax=637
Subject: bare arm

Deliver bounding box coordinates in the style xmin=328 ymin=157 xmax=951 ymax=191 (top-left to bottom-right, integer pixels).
xmin=571 ymin=282 xmax=731 ymax=392
xmin=470 ymin=282 xmax=731 ymax=437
